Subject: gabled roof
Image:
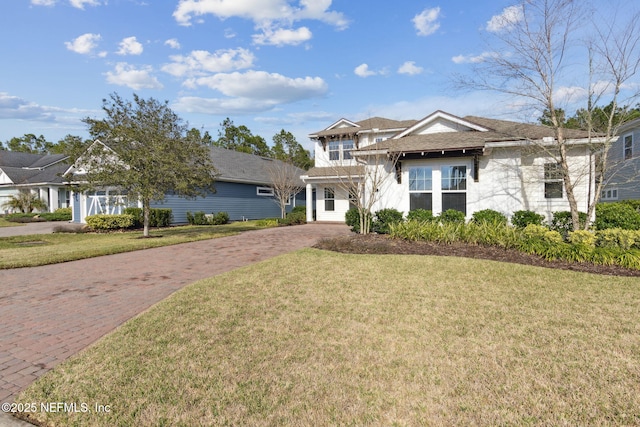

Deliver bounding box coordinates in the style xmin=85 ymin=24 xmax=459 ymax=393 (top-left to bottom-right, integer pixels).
xmin=310 ymin=116 xmax=418 ymax=139
xmin=0 ymin=151 xmax=69 ymax=185
xmin=394 ymin=110 xmax=489 ymax=139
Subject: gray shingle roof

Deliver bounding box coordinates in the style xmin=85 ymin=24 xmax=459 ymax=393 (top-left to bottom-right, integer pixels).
xmin=311 ymin=117 xmax=418 ymax=138
xmin=208 ymin=146 xmax=304 ymax=186
xmin=0 ymin=151 xmax=69 ymax=185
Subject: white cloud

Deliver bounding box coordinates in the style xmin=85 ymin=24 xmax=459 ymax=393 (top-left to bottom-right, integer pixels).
xmin=354 ymin=64 xmax=378 ymax=78
xmin=486 ymin=5 xmax=523 ymax=32
xmin=253 ymin=26 xmax=312 ymax=46
xmin=116 ymin=36 xmax=144 ymax=56
xmin=31 ymin=0 xmax=57 ymax=6
xmin=184 ymin=70 xmax=327 ymax=104
xmin=65 ymin=33 xmax=102 ymax=55
xmin=105 ymin=63 xmax=163 ymax=90
xmin=32 ymin=0 xmax=102 ymax=8
xmin=162 ymin=48 xmax=255 ymax=77
xmin=0 ymin=92 xmax=55 ymax=121
xmin=451 ymin=51 xmax=499 ymax=64
xmin=174 ymin=96 xmax=277 ymax=115
xmin=172 ymin=0 xmax=348 ymax=30
xmin=69 ymin=0 xmax=101 ymax=9
xmin=413 ymin=7 xmax=441 ymax=36
xmin=398 ymin=61 xmax=423 ymax=75
xmin=164 ymin=38 xmax=181 ymax=49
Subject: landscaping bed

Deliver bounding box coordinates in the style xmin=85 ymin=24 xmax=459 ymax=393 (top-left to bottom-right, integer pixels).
xmin=315 ymin=233 xmax=640 ymax=277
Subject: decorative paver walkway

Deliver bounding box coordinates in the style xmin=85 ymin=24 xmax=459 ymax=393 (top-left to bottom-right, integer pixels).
xmin=0 ymin=224 xmax=349 ymax=405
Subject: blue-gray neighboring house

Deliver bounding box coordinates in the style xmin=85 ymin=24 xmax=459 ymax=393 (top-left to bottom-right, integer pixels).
xmin=66 ymin=143 xmax=306 ymax=224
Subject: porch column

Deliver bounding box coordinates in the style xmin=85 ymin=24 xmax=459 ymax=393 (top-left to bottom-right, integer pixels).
xmin=48 ymin=186 xmax=59 ymax=212
xmin=306 ymin=183 xmax=313 ymax=223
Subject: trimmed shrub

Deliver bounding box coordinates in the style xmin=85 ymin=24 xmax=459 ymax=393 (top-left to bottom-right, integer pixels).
xmin=439 ymin=209 xmax=465 ymax=224
xmin=511 ymin=210 xmax=545 ymax=228
xmin=595 ymin=228 xmax=636 ymax=250
xmin=345 ymin=208 xmax=371 ymax=233
xmin=255 ymin=218 xmax=279 ymax=227
xmin=291 ymin=205 xmax=306 ymax=214
xmin=210 ymin=211 xmax=229 ymax=225
xmin=471 ymin=209 xmax=507 ymax=225
xmin=124 ymin=207 xmax=173 ymax=228
xmin=186 ymin=211 xmax=228 ymax=225
xmin=85 ymin=214 xmax=134 ymax=230
xmin=406 ymin=209 xmax=436 ymax=223
xmin=372 ymin=208 xmax=404 ymax=234
xmin=594 ymin=202 xmax=640 ymax=230
xmin=521 ymin=224 xmax=563 ymax=244
xmin=568 ymin=230 xmax=597 ymax=247
xmin=550 ymin=211 xmax=588 ymax=239
xmin=278 ymin=210 xmax=305 ymax=226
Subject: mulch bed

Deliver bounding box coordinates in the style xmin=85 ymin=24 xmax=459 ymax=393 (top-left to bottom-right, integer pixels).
xmin=314 ymin=234 xmax=640 ymax=277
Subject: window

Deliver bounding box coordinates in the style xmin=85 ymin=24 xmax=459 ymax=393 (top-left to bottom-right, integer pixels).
xmin=257 ymin=186 xmax=274 ymax=196
xmin=328 ymin=140 xmax=355 ymax=161
xmin=409 ymin=167 xmax=433 ymax=211
xmin=624 ymin=134 xmax=633 ymax=160
xmin=544 ymin=163 xmax=563 ymax=199
xmin=441 ymin=166 xmax=467 ymax=214
xmin=343 ymin=140 xmax=354 ymax=160
xmin=329 ymin=141 xmax=340 ymax=161
xmin=601 ymin=188 xmax=618 ymax=200
xmin=324 ymin=187 xmax=335 ymax=211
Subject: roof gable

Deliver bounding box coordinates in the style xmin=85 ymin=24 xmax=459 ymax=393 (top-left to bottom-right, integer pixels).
xmin=394 ymin=110 xmax=489 ymax=139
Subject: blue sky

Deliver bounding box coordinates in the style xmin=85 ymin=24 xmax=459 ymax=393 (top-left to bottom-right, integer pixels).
xmin=1 ymin=0 xmax=635 ymax=152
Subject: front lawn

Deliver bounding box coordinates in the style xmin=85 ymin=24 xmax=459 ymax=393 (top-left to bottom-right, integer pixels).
xmin=0 ymin=217 xmax=22 ymax=227
xmin=0 ymin=221 xmax=272 ymax=269
xmin=16 ymin=250 xmax=640 ymax=426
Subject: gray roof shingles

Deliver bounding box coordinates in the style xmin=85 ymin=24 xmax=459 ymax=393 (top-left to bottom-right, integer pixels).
xmin=0 ymin=151 xmax=69 ymax=185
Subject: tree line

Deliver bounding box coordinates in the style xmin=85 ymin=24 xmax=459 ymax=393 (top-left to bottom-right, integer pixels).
xmin=1 ymin=118 xmax=312 ymax=171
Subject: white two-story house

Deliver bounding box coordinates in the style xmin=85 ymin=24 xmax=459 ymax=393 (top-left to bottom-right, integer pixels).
xmin=302 ymin=110 xmax=605 ymax=223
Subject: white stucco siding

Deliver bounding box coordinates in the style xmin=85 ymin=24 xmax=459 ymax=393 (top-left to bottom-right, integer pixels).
xmin=315 ymin=185 xmax=352 ymax=222
xmin=372 ymin=146 xmax=595 ymax=222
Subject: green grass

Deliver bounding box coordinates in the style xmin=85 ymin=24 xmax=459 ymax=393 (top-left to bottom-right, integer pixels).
xmin=0 ymin=221 xmax=272 ymax=269
xmin=0 ymin=217 xmax=22 ymax=227
xmin=16 ymin=250 xmax=640 ymax=426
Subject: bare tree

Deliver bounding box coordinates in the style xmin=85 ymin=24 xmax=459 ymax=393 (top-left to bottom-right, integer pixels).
xmin=267 ymin=161 xmax=304 ymax=219
xmin=456 ymin=0 xmax=640 ymax=230
xmin=328 ymin=148 xmax=401 ymax=235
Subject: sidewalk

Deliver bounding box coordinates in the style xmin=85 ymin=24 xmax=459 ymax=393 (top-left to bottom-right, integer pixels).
xmin=0 ymin=224 xmax=350 ymax=425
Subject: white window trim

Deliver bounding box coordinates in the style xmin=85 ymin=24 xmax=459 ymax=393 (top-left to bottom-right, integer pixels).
xmin=623 ymin=133 xmax=633 ymax=160
xmin=256 ymin=186 xmax=274 ymax=196
xmin=601 ymin=188 xmax=619 ymax=201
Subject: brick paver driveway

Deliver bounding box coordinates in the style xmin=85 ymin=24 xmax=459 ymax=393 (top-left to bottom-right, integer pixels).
xmin=0 ymin=224 xmax=349 ymax=403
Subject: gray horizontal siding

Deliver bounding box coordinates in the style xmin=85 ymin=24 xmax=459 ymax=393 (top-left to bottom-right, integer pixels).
xmin=151 ymin=181 xmax=305 ymax=224
xmin=604 ymin=126 xmax=640 ymax=200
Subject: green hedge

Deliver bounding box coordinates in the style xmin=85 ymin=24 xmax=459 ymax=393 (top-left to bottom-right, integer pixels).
xmin=595 ymin=202 xmax=640 ymax=230
xmin=186 ymin=211 xmax=229 ymax=225
xmin=85 ymin=214 xmax=134 ymax=230
xmin=123 ymin=207 xmax=173 ymax=228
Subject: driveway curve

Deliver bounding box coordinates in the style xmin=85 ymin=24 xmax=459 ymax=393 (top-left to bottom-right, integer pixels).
xmin=0 ymin=224 xmax=349 ymax=404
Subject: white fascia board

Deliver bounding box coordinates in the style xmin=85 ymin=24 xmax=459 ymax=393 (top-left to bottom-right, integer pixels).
xmin=485 ymin=136 xmax=608 ymax=148
xmin=394 ymin=110 xmax=489 ymax=139
xmin=326 ymin=118 xmax=360 ymax=131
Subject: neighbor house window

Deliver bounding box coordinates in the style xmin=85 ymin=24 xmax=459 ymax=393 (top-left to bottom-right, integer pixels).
xmin=408 ymin=166 xmax=433 ymax=211
xmin=441 ymin=166 xmax=467 ymax=214
xmin=324 ymin=187 xmax=335 ymax=211
xmin=624 ymin=134 xmax=633 ymax=160
xmin=257 ymin=186 xmax=274 ymax=196
xmin=601 ymin=188 xmax=618 ymax=200
xmin=544 ymin=163 xmax=563 ymax=199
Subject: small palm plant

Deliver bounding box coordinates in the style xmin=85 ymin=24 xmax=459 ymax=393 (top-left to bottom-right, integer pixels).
xmin=2 ymin=192 xmax=48 ymax=213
